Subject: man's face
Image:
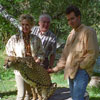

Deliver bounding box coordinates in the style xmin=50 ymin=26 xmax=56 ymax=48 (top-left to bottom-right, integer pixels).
xmin=39 ymin=17 xmax=50 ymax=32
xmin=66 ymin=12 xmax=80 ymax=29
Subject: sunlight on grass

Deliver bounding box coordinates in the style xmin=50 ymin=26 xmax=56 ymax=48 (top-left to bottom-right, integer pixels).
xmin=0 ymin=79 xmax=16 ymax=92
xmin=0 ymin=50 xmax=6 ymax=59
xmin=87 ymin=86 xmax=100 ymax=99
xmin=51 ymin=71 xmax=68 ymax=87
xmin=0 ymin=79 xmax=16 ymax=100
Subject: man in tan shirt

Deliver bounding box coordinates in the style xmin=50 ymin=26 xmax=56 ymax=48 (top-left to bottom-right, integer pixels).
xmin=48 ymin=5 xmax=99 ymax=100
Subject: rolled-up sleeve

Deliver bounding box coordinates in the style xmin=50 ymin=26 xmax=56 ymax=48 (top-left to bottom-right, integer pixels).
xmin=54 ymin=39 xmax=69 ymax=72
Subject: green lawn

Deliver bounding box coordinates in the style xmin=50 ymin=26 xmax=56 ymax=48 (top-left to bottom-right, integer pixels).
xmin=0 ymin=50 xmax=100 ymax=100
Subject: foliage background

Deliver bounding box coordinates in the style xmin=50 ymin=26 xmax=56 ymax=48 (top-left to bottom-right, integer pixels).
xmin=0 ymin=0 xmax=100 ymax=50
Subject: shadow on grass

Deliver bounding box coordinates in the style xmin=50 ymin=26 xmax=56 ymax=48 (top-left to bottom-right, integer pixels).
xmin=0 ymin=90 xmax=17 ymax=98
xmin=90 ymin=97 xmax=100 ymax=100
xmin=48 ymin=87 xmax=71 ymax=100
xmin=49 ymin=87 xmax=89 ymax=100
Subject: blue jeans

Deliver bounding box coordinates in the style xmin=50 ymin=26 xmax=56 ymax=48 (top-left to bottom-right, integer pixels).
xmin=69 ymin=69 xmax=89 ymax=100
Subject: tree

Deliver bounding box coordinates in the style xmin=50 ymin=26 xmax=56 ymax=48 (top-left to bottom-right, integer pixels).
xmin=0 ymin=0 xmax=100 ymax=49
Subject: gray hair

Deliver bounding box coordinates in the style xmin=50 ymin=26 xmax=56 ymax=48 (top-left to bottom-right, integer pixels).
xmin=39 ymin=14 xmax=51 ymax=22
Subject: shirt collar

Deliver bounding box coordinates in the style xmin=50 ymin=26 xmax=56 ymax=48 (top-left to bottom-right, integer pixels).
xmin=39 ymin=27 xmax=49 ymax=36
xmin=41 ymin=32 xmax=47 ymax=35
xmin=74 ymin=24 xmax=85 ymax=32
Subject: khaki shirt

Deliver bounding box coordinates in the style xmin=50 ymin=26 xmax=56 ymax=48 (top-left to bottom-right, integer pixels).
xmin=54 ymin=24 xmax=99 ymax=79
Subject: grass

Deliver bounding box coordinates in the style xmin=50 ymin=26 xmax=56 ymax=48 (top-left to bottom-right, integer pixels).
xmin=51 ymin=71 xmax=68 ymax=87
xmin=51 ymin=73 xmax=100 ymax=100
xmin=0 ymin=50 xmax=16 ymax=100
xmin=0 ymin=50 xmax=100 ymax=100
xmin=0 ymin=80 xmax=17 ymax=100
xmin=87 ymin=86 xmax=100 ymax=100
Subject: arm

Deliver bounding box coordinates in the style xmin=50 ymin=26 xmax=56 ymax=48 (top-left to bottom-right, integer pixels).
xmin=49 ymin=54 xmax=55 ymax=68
xmin=79 ymin=29 xmax=99 ymax=69
xmin=49 ymin=36 xmax=57 ymax=67
xmin=48 ymin=41 xmax=68 ymax=73
xmin=48 ymin=34 xmax=72 ymax=73
xmin=31 ymin=36 xmax=45 ymax=63
xmin=47 ymin=49 xmax=66 ymax=73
